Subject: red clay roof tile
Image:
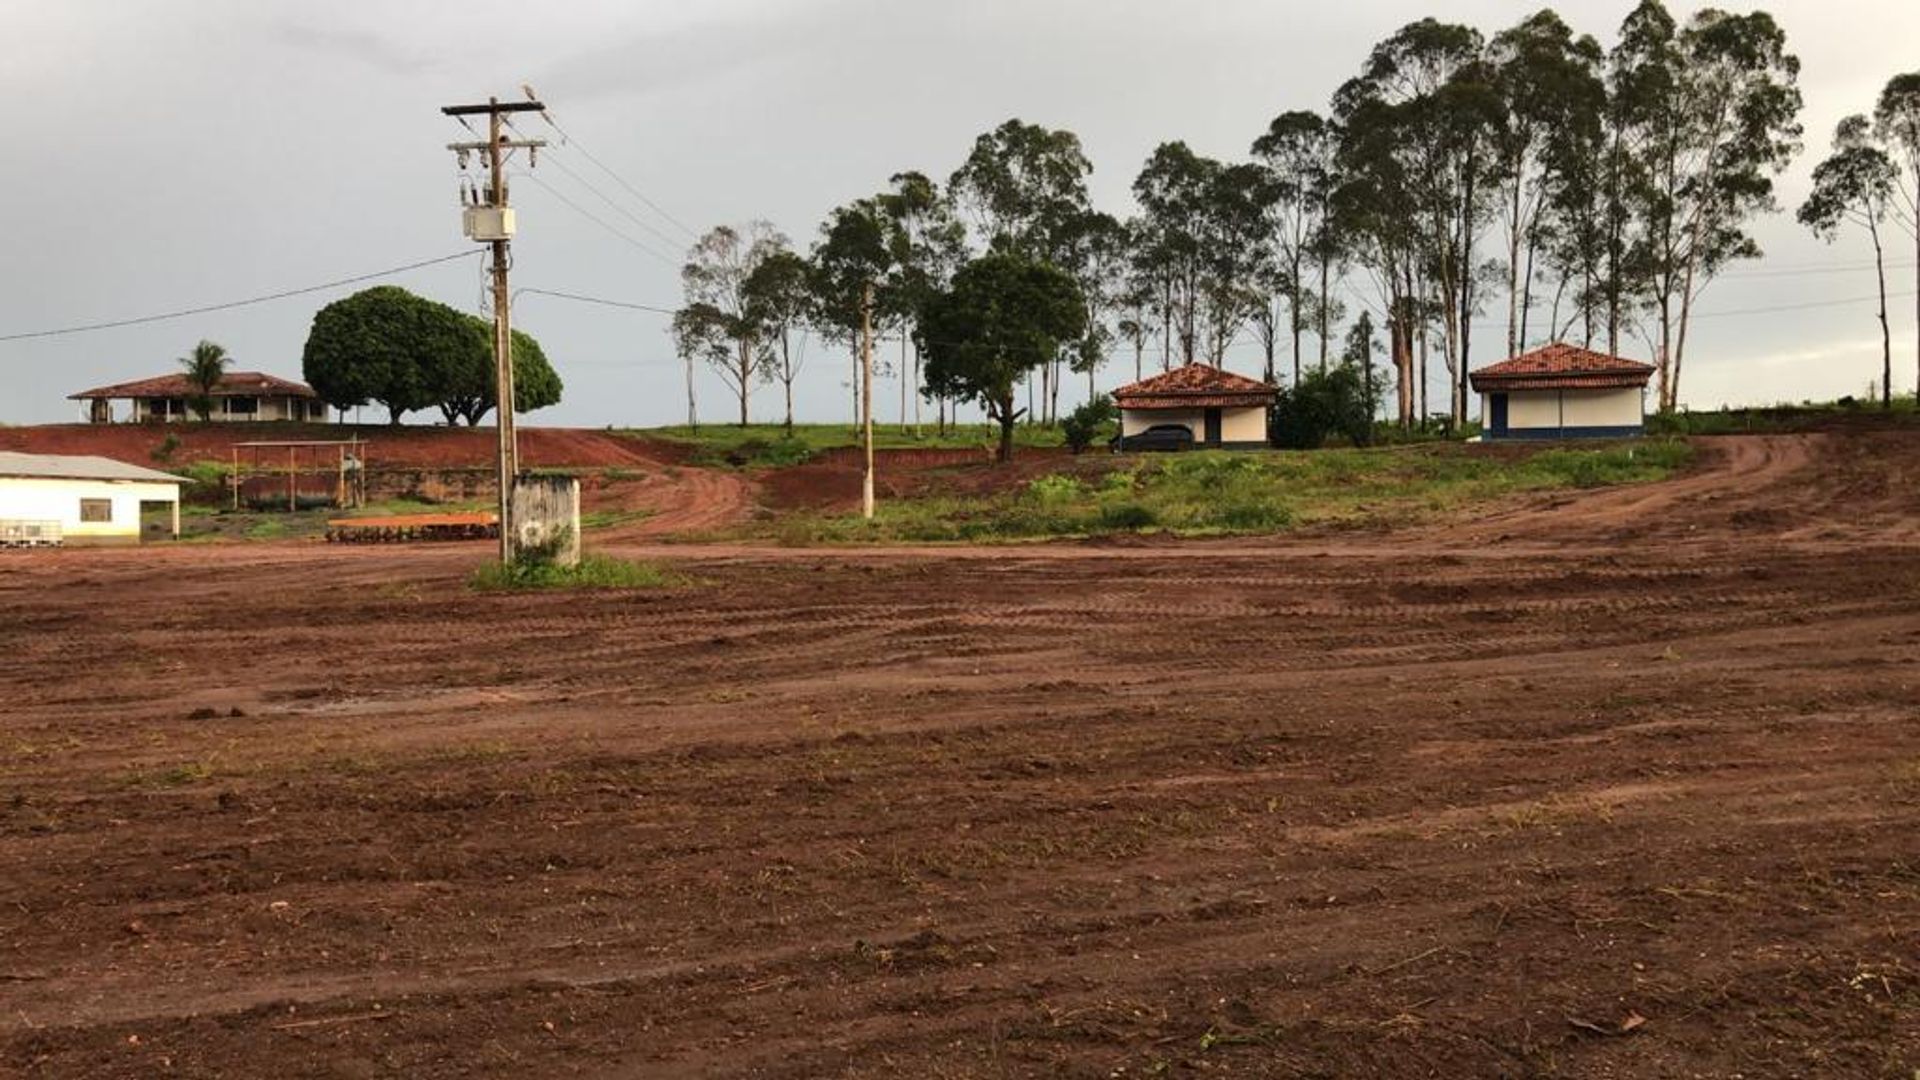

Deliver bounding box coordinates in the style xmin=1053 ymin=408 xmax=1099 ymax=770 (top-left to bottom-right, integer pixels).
xmin=1113 ymin=363 xmax=1276 ymax=407
xmin=70 ymin=371 xmax=317 ymax=400
xmin=1469 ymin=344 xmax=1654 ymax=392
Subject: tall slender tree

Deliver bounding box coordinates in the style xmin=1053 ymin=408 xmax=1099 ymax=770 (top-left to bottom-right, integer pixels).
xmin=1875 ymin=73 xmax=1920 ymax=395
xmin=1614 ymin=2 xmax=1802 ymax=411
xmin=743 ymin=249 xmax=815 ymax=435
xmin=675 ymin=222 xmax=788 ymax=426
xmin=1798 ymin=116 xmax=1899 ymax=407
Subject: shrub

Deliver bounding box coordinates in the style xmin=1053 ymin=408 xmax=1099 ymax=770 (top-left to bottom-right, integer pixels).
xmin=1098 ymin=501 xmax=1157 ymax=529
xmin=1061 ymin=395 xmax=1117 ymax=454
xmin=150 ymin=434 xmax=181 ymax=464
xmin=1025 ymin=474 xmax=1084 ymax=505
xmin=1272 ymin=364 xmax=1374 ymax=449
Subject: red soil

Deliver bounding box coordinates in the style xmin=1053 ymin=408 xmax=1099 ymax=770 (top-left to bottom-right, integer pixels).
xmin=0 ymin=431 xmax=1916 ymax=1078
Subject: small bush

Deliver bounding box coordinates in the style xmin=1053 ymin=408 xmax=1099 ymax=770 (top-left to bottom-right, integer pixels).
xmin=470 ymin=554 xmax=678 ymax=591
xmin=1061 ymin=395 xmax=1117 ymax=454
xmin=1025 ymin=474 xmax=1084 ymax=505
xmin=150 ymin=434 xmax=181 ymax=464
xmin=1098 ymin=501 xmax=1157 ymax=529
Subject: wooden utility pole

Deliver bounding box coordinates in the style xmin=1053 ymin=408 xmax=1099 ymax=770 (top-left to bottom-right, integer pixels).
xmin=861 ymin=283 xmax=876 ymax=520
xmin=442 ymin=96 xmax=545 ymax=562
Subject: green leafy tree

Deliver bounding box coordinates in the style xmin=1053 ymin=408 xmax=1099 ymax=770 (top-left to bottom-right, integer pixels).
xmin=432 ymin=318 xmax=562 ymax=426
xmin=1799 ymin=116 xmax=1899 ymax=407
xmin=918 ymin=255 xmax=1087 ymax=463
xmin=811 ymin=198 xmax=903 ymax=423
xmin=676 ymin=222 xmax=787 ymax=427
xmin=742 ymin=249 xmax=816 ymax=435
xmin=1614 ymin=2 xmax=1803 ymax=412
xmin=947 ymin=119 xmax=1093 ymax=260
xmin=178 ymin=339 xmax=230 ymax=421
xmin=879 ymin=171 xmax=967 ymax=431
xmin=1874 ymin=73 xmax=1920 ymax=392
xmin=1343 ymin=311 xmax=1386 ymax=430
xmin=1488 ymin=11 xmax=1606 ymax=357
xmin=303 ymin=286 xmax=453 ymax=424
xmin=1253 ymin=110 xmax=1344 ymax=380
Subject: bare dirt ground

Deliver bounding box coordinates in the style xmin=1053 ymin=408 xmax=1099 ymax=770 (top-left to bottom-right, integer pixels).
xmin=2 ymin=431 xmax=1918 ymax=1078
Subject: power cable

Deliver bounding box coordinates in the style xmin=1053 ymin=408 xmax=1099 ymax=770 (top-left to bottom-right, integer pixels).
xmin=522 ymin=100 xmax=699 ymax=240
xmin=0 ymin=251 xmax=482 ymax=343
xmin=514 ymin=287 xmax=677 ymax=316
xmin=517 ymin=170 xmax=681 ymax=267
xmin=530 ymin=140 xmax=690 ymax=255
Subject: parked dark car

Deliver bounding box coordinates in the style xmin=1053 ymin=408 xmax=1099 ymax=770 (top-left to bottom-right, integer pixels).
xmin=1111 ymin=424 xmax=1196 ymax=452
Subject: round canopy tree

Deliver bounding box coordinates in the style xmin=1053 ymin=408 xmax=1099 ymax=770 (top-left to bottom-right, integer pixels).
xmin=918 ymin=254 xmax=1086 ymax=462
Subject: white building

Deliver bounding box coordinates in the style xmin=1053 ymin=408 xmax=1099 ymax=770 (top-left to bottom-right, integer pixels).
xmin=70 ymin=371 xmax=326 ymax=424
xmin=1469 ymin=344 xmax=1655 ymax=441
xmin=1112 ymin=363 xmax=1276 ymax=449
xmin=0 ymin=453 xmax=183 ymax=546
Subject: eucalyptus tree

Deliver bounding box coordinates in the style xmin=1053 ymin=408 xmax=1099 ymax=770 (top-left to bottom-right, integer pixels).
xmin=879 ymin=170 xmax=967 ymax=431
xmin=1798 ymin=117 xmax=1898 ymax=407
xmin=1130 ymin=143 xmax=1273 ymax=372
xmin=1333 ymin=19 xmax=1495 ymax=425
xmin=947 ymin=119 xmax=1093 ymax=261
xmin=1132 ymin=142 xmax=1212 ymax=368
xmin=1875 ymin=73 xmax=1920 ymax=392
xmin=674 ymin=222 xmax=788 ymax=427
xmin=1488 ymin=11 xmax=1606 ymax=358
xmin=1053 ymin=209 xmax=1126 ymax=410
xmin=1613 ymin=2 xmax=1802 ymax=412
xmin=811 ymin=198 xmax=903 ymax=424
xmin=742 ymin=249 xmax=815 ymax=434
xmin=1252 ymin=110 xmax=1343 ymax=380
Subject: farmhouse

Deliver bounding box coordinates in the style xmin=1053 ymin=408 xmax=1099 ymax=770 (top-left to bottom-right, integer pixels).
xmin=1469 ymin=344 xmax=1655 ymax=441
xmin=1112 ymin=363 xmax=1276 ymax=449
xmin=0 ymin=452 xmax=182 ymax=546
xmin=70 ymin=371 xmax=326 ymax=424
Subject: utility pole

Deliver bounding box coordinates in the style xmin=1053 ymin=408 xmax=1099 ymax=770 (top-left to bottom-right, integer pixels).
xmin=861 ymin=282 xmax=876 ymax=520
xmin=442 ymin=96 xmax=545 ymax=563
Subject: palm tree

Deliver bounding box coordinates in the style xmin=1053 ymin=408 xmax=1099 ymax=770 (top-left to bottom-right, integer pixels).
xmin=179 ymin=340 xmax=230 ymax=421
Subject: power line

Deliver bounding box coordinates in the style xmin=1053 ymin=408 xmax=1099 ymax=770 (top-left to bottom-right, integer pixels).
xmin=521 ymin=96 xmax=700 ymax=240
xmin=518 ymin=170 xmax=681 ymax=267
xmin=0 ymin=251 xmax=482 ymax=343
xmin=515 ymin=286 xmax=677 ymax=315
xmin=506 ymin=118 xmax=690 ymax=256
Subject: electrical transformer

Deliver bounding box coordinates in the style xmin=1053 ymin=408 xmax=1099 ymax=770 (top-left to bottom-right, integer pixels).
xmin=462 ymin=206 xmax=515 ymax=242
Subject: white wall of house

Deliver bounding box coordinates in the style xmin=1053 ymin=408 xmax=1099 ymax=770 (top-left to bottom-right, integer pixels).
xmin=127 ymin=396 xmax=322 ymax=422
xmin=1484 ymin=387 xmax=1643 ymax=434
xmin=1121 ymin=405 xmax=1267 ymax=443
xmin=0 ymin=477 xmax=180 ymax=543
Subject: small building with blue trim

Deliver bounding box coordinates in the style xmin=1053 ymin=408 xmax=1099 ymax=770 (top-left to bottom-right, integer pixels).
xmin=1470 ymin=344 xmax=1655 ymax=441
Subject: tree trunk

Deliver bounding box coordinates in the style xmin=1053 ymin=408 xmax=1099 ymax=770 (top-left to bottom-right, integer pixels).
xmin=782 ymin=336 xmax=795 ymax=436
xmin=994 ymin=397 xmax=1017 ymax=464
xmin=1871 ymin=217 xmax=1890 ymax=408
xmin=1317 ymin=246 xmax=1332 ymax=371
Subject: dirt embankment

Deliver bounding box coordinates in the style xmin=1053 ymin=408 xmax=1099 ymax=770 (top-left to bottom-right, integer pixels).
xmin=0 ymin=430 xmax=1916 ymax=1077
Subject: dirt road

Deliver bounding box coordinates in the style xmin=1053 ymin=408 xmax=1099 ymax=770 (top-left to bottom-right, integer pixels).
xmin=1 ymin=432 xmax=1916 ymax=1077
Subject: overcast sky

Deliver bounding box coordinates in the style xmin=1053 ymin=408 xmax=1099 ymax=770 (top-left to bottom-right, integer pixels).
xmin=3 ymin=0 xmax=1917 ymax=428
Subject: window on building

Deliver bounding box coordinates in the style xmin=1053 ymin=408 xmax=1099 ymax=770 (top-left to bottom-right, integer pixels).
xmin=224 ymin=396 xmax=258 ymax=415
xmin=79 ymin=498 xmax=112 ymax=523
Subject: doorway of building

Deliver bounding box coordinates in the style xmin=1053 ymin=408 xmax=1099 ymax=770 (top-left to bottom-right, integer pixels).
xmin=1488 ymin=394 xmax=1509 ymax=437
xmin=1203 ymin=408 xmax=1222 ymax=446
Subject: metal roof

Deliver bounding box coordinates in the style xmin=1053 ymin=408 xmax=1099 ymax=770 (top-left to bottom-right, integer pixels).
xmin=0 ymin=452 xmax=184 ymax=484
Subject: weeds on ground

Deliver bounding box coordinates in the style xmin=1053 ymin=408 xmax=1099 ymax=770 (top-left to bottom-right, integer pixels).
xmin=469 ymin=553 xmax=678 ymax=591
xmin=769 ymin=440 xmax=1693 ymax=543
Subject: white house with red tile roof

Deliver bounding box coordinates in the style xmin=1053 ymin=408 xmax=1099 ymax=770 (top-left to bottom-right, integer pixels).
xmin=69 ymin=372 xmax=325 ymax=424
xmin=1111 ymin=363 xmax=1275 ymax=449
xmin=1468 ymin=344 xmax=1654 ymax=440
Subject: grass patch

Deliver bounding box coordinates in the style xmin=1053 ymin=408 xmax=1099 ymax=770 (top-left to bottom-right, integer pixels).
xmin=628 ymin=422 xmax=1066 ymax=467
xmin=767 ymin=439 xmax=1694 ymax=544
xmin=580 ymin=508 xmax=654 ymax=530
xmin=469 ymin=553 xmax=679 ymax=591
xmin=1648 ymin=394 xmax=1919 ymax=435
